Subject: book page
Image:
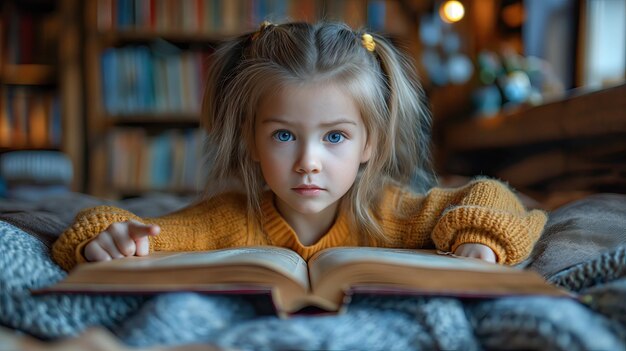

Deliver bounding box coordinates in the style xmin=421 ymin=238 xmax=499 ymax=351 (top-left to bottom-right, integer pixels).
xmin=100 ymin=246 xmax=310 ymax=289
xmin=308 ymin=247 xmax=511 ymax=287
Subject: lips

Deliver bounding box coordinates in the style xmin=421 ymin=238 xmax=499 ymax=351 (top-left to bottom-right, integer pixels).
xmin=294 ymin=184 xmax=323 ymax=190
xmin=292 ymin=184 xmax=324 ymax=195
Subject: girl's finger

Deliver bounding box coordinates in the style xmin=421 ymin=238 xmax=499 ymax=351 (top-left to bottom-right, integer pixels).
xmin=84 ymin=241 xmax=112 ymax=262
xmin=96 ymin=231 xmax=125 ymax=259
xmin=481 ymin=249 xmax=497 ymax=263
xmin=127 ymin=220 xmax=160 ymax=241
xmin=110 ymin=227 xmax=137 ymax=257
xmin=135 ymin=236 xmax=150 ymax=256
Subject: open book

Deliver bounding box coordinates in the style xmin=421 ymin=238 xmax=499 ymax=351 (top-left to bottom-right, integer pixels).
xmin=36 ymin=246 xmax=570 ymax=317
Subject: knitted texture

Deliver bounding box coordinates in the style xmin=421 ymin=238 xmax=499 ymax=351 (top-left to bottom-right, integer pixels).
xmin=468 ymin=297 xmax=623 ymax=351
xmin=549 ymin=246 xmax=626 ymax=342
xmin=0 ymin=221 xmax=145 ymax=339
xmin=2 ymin=221 xmax=626 ymax=350
xmin=52 ymin=179 xmax=547 ymax=270
xmin=116 ymin=294 xmax=480 ymax=350
xmin=468 ymin=246 xmax=626 ymax=351
xmin=548 ymin=245 xmax=626 ymax=292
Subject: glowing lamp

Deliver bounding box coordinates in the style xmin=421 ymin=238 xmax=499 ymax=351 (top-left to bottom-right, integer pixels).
xmin=440 ymin=1 xmax=465 ymax=23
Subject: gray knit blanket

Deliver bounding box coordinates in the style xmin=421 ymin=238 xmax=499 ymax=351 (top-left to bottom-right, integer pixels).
xmin=1 ymin=193 xmax=626 ymax=350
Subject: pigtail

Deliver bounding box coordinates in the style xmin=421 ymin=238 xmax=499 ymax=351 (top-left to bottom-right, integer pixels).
xmin=201 ymin=33 xmax=256 ymax=200
xmin=344 ymin=31 xmax=437 ymax=245
xmin=369 ymin=34 xmax=437 ymax=192
xmin=202 ymin=34 xmax=248 ymax=133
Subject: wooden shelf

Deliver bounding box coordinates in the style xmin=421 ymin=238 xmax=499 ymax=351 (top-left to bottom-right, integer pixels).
xmin=0 ymin=145 xmax=60 ymax=152
xmin=0 ymin=64 xmax=57 ymax=85
xmin=90 ymin=114 xmax=200 ymax=133
xmin=437 ymin=83 xmax=626 ymax=196
xmin=97 ymin=30 xmax=237 ymax=44
xmin=103 ymin=114 xmax=200 ymax=128
xmin=12 ymin=0 xmax=56 ymax=12
xmin=114 ymin=186 xmax=200 ymax=197
xmin=443 ymin=83 xmax=626 ymax=152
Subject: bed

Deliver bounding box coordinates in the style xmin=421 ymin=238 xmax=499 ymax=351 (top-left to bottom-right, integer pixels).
xmin=1 ymin=191 xmax=625 ymax=350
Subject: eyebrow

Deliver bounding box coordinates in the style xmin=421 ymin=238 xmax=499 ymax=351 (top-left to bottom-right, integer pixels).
xmin=261 ymin=118 xmax=357 ymax=127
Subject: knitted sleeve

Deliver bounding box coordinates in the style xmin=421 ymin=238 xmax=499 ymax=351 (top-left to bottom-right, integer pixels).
xmin=366 ymin=179 xmax=545 ymax=265
xmin=51 ymin=193 xmax=250 ymax=271
xmin=428 ymin=179 xmax=547 ymax=265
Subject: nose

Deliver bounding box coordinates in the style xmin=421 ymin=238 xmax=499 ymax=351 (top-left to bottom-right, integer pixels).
xmin=294 ymin=143 xmax=322 ymax=174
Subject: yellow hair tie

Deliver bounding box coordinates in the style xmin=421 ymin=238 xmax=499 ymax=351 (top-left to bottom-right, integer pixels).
xmin=361 ymin=33 xmax=376 ymax=52
xmin=259 ymin=20 xmax=274 ymax=31
xmin=252 ymin=21 xmax=274 ymax=40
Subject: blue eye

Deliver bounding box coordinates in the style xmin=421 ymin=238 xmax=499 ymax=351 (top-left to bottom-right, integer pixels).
xmin=325 ymin=131 xmax=345 ymax=144
xmin=273 ymin=130 xmax=294 ymax=142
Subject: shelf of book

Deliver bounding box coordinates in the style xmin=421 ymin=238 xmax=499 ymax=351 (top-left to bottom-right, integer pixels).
xmin=0 ymin=64 xmax=57 ymax=85
xmin=0 ymin=0 xmax=83 ymax=191
xmin=113 ymin=187 xmax=203 ymax=199
xmin=85 ymin=0 xmax=419 ymax=198
xmin=0 ymin=85 xmax=62 ymax=149
xmin=105 ymin=127 xmax=204 ymax=194
xmin=0 ymin=145 xmax=61 ymax=152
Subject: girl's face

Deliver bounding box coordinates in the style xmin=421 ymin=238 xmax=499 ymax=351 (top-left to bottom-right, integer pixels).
xmin=254 ymin=82 xmax=371 ymax=220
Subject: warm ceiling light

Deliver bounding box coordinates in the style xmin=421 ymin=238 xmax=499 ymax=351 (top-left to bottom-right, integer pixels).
xmin=440 ymin=0 xmax=465 ymax=23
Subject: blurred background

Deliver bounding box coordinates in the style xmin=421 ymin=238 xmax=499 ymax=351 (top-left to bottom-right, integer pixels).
xmin=0 ymin=0 xmax=624 ymax=208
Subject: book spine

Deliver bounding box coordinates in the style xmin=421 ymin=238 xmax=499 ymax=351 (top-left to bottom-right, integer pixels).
xmin=97 ymin=0 xmax=112 ymax=31
xmin=106 ymin=128 xmax=204 ymax=191
xmin=367 ymin=1 xmax=386 ymax=31
xmin=49 ymin=94 xmax=62 ymax=147
xmin=101 ymin=48 xmax=116 ymax=114
xmin=0 ymin=87 xmax=9 ymax=147
xmin=19 ymin=13 xmax=34 ymax=64
xmin=28 ymin=94 xmax=47 ymax=147
xmin=11 ymin=87 xmax=27 ymax=147
xmin=7 ymin=8 xmax=19 ymax=64
xmin=180 ymin=52 xmax=192 ymax=113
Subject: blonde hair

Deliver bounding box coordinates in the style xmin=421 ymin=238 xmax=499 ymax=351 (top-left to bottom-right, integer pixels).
xmin=201 ymin=22 xmax=436 ymax=244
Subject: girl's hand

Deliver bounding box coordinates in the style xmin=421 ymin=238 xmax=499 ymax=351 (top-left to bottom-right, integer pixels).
xmin=454 ymin=243 xmax=497 ymax=263
xmin=83 ymin=220 xmax=160 ymax=262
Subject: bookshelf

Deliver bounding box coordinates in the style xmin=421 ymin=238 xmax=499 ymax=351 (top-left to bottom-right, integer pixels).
xmin=84 ymin=0 xmax=419 ymax=198
xmin=0 ymin=0 xmax=84 ymax=191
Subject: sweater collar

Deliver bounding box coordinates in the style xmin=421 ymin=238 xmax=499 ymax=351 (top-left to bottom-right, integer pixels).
xmin=259 ymin=191 xmax=351 ymax=259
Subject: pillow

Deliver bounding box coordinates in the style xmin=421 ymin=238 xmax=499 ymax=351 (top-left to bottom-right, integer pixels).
xmin=525 ymin=193 xmax=626 ymax=277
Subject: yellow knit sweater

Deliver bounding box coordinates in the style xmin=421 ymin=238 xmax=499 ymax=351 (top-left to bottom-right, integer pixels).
xmin=52 ymin=179 xmax=547 ymax=271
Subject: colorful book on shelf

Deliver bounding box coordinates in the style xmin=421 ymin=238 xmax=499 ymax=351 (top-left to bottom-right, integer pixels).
xmin=9 ymin=87 xmax=28 ymax=146
xmin=367 ymin=0 xmax=387 ymax=31
xmin=0 ymin=87 xmax=61 ymax=148
xmin=28 ymin=94 xmax=47 ymax=147
xmin=96 ymin=0 xmax=378 ymax=34
xmin=35 ymin=246 xmax=571 ymax=318
xmin=0 ymin=91 xmax=9 ymax=147
xmin=47 ymin=93 xmax=63 ymax=147
xmin=107 ymin=129 xmax=202 ymax=191
xmin=100 ymin=40 xmax=208 ymax=115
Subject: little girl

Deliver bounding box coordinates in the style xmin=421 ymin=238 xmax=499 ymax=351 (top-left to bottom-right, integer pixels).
xmin=52 ymin=22 xmax=546 ymax=271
